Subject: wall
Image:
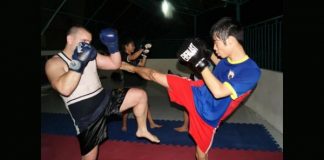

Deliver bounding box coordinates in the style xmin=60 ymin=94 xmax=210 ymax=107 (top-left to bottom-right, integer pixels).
xmin=244 ymin=69 xmax=283 ymax=133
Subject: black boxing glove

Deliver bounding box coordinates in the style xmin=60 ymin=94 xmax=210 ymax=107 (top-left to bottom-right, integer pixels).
xmin=177 ymin=38 xmax=211 ymax=73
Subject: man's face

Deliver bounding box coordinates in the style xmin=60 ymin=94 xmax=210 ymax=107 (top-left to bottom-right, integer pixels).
xmin=213 ymin=36 xmax=230 ymax=58
xmin=70 ymin=29 xmax=92 ymax=49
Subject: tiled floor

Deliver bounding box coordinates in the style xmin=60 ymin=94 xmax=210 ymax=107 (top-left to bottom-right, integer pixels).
xmin=41 ymin=75 xmax=283 ymax=149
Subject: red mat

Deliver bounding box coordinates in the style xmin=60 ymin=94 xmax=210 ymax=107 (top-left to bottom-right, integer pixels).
xmin=42 ymin=134 xmax=283 ymax=160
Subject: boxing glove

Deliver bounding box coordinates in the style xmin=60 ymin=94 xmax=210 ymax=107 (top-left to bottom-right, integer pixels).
xmin=177 ymin=38 xmax=211 ymax=73
xmin=141 ymin=49 xmax=150 ymax=58
xmin=141 ymin=43 xmax=152 ymax=49
xmin=69 ymin=42 xmax=97 ymax=74
xmin=99 ymin=28 xmax=119 ymax=54
xmin=140 ymin=43 xmax=152 ymax=58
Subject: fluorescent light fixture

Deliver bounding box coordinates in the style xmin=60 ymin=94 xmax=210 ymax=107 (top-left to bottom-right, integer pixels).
xmin=161 ymin=0 xmax=174 ymax=18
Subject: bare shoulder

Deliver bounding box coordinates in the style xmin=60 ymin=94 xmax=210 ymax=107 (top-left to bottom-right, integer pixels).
xmin=45 ymin=56 xmax=67 ymax=73
xmin=46 ymin=56 xmax=65 ymax=66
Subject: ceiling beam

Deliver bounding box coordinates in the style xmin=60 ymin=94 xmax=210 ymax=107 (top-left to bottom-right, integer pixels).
xmin=111 ymin=2 xmax=132 ymax=26
xmin=41 ymin=7 xmax=110 ymax=25
xmin=84 ymin=0 xmax=109 ymax=26
xmin=222 ymin=0 xmax=249 ymax=5
xmin=41 ymin=0 xmax=67 ymax=36
xmin=222 ymin=0 xmax=250 ymax=22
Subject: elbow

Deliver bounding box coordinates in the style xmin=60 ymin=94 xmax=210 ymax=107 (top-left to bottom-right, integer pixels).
xmin=212 ymin=91 xmax=224 ymax=99
xmin=55 ymin=85 xmax=73 ymax=97
xmin=212 ymin=93 xmax=222 ymax=99
xmin=59 ymin=88 xmax=73 ymax=97
xmin=211 ymin=84 xmax=232 ymax=99
xmin=212 ymin=90 xmax=234 ymax=99
xmin=113 ymin=61 xmax=122 ymax=69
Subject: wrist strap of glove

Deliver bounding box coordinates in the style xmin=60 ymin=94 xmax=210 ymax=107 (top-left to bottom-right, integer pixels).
xmin=195 ymin=58 xmax=209 ymax=73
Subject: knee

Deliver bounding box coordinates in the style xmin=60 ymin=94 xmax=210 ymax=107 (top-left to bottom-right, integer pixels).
xmin=138 ymin=88 xmax=147 ymax=100
xmin=131 ymin=88 xmax=148 ymax=103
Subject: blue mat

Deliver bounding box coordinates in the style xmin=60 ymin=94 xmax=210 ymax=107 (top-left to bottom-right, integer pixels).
xmin=41 ymin=113 xmax=281 ymax=151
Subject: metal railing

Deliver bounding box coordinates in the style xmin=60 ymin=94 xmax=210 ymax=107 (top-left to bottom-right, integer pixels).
xmin=244 ymin=15 xmax=282 ymax=72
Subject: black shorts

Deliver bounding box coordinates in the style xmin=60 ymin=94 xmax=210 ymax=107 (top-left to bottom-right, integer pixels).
xmin=77 ymin=88 xmax=129 ymax=155
xmin=122 ymin=71 xmax=147 ymax=87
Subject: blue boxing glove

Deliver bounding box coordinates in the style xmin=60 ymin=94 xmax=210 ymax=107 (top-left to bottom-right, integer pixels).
xmin=99 ymin=28 xmax=119 ymax=54
xmin=69 ymin=42 xmax=97 ymax=74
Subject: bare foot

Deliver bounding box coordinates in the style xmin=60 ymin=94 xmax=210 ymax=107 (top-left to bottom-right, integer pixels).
xmin=150 ymin=123 xmax=162 ymax=129
xmin=121 ymin=126 xmax=127 ymax=132
xmin=174 ymin=126 xmax=188 ymax=132
xmin=120 ymin=62 xmax=135 ymax=73
xmin=136 ymin=129 xmax=160 ymax=143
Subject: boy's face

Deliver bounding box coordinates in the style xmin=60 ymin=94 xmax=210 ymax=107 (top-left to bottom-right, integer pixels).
xmin=125 ymin=42 xmax=135 ymax=54
xmin=213 ymin=36 xmax=231 ymax=58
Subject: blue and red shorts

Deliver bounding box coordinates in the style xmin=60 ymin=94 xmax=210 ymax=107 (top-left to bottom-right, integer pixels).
xmin=166 ymin=74 xmax=216 ymax=153
xmin=166 ymin=74 xmax=252 ymax=153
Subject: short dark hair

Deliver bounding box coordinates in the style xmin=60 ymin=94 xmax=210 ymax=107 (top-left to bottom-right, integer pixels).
xmin=66 ymin=25 xmax=89 ymax=36
xmin=121 ymin=37 xmax=134 ymax=51
xmin=209 ymin=17 xmax=244 ymax=45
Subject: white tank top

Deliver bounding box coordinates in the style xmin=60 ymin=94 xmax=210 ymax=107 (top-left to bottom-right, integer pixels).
xmin=57 ymin=52 xmax=103 ymax=106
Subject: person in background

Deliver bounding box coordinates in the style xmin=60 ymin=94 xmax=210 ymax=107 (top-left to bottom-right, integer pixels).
xmin=120 ymin=37 xmax=162 ymax=131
